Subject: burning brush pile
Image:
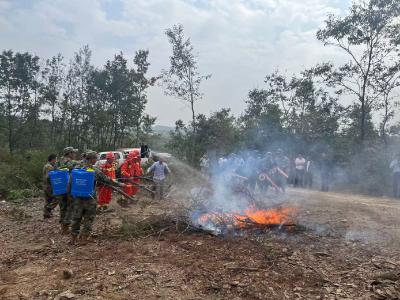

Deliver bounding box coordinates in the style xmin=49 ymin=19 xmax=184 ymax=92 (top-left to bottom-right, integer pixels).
xmin=193 ymin=206 xmax=296 ymax=235
xmin=189 ymin=168 xmax=298 ymax=236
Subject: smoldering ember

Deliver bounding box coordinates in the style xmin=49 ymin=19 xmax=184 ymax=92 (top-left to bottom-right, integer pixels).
xmin=1 ymin=0 xmax=400 ymax=299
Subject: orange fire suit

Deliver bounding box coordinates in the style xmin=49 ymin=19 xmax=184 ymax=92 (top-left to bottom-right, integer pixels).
xmin=121 ymin=160 xmax=143 ymax=196
xmin=98 ymin=162 xmax=116 ymax=206
xmin=132 ymin=161 xmax=143 ymax=195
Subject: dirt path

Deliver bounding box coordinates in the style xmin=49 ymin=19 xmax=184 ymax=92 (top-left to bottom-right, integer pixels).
xmin=289 ymin=189 xmax=400 ymax=248
xmin=0 ymin=190 xmax=399 ymax=299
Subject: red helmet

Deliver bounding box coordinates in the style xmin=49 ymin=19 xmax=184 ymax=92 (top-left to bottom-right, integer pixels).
xmin=106 ymin=152 xmax=114 ymax=160
xmin=127 ymin=152 xmax=137 ymax=160
xmin=133 ymin=150 xmax=140 ymax=157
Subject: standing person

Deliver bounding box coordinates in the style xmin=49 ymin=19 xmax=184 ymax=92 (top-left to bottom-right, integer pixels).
xmin=121 ymin=152 xmax=137 ymax=197
xmin=288 ymin=155 xmax=296 ymax=186
xmin=200 ymin=154 xmax=210 ymax=176
xmin=294 ymin=154 xmax=306 ymax=187
xmin=70 ymin=151 xmax=125 ymax=244
xmin=147 ymin=156 xmax=171 ymax=200
xmin=243 ymin=154 xmax=257 ymax=192
xmin=390 ymin=155 xmax=400 ymax=198
xmin=57 ymin=147 xmax=80 ymax=234
xmin=320 ymin=152 xmax=331 ymax=192
xmin=97 ymin=152 xmax=117 ymax=211
xmin=218 ymin=156 xmax=228 ymax=172
xmin=140 ymin=143 xmax=146 ymax=159
xmin=304 ymin=157 xmax=313 ymax=188
xmin=275 ymin=149 xmax=290 ymax=191
xmin=43 ymin=154 xmax=58 ymax=219
xmin=257 ymin=152 xmax=275 ymax=193
xmin=144 ymin=144 xmax=150 ymax=158
xmin=132 ymin=151 xmax=143 ymax=196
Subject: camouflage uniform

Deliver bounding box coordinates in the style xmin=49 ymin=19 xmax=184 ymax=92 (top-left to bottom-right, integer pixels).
xmin=56 ymin=151 xmax=81 ymax=226
xmin=71 ymin=153 xmax=121 ymax=237
xmin=43 ymin=162 xmax=58 ymax=218
xmin=275 ymin=153 xmax=290 ymax=191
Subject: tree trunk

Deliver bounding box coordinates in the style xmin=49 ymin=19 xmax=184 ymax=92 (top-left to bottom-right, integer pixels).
xmin=190 ymin=97 xmax=196 ymax=165
xmin=51 ymin=101 xmax=55 ymax=145
xmin=381 ymin=93 xmax=389 ymax=147
xmin=360 ymin=96 xmax=365 ymax=142
xmin=6 ymin=84 xmax=13 ymax=153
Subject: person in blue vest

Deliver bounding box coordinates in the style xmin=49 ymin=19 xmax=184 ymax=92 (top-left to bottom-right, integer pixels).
xmin=70 ymin=150 xmax=126 ymax=244
xmin=43 ymin=154 xmax=58 ymax=219
xmin=57 ymin=146 xmax=80 ymax=235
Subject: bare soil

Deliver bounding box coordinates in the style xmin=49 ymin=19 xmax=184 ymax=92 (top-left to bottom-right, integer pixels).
xmin=1 ymin=189 xmax=400 ymax=300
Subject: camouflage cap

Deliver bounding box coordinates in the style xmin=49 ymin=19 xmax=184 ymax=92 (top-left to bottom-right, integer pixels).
xmin=85 ymin=150 xmax=98 ymax=160
xmin=63 ymin=146 xmax=79 ymax=155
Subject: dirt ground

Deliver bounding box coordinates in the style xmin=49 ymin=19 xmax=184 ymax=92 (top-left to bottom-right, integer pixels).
xmin=1 ymin=188 xmax=400 ymax=300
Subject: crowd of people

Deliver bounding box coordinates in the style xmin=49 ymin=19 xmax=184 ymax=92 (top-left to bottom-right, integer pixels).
xmin=42 ymin=146 xmax=170 ymax=244
xmin=200 ymin=149 xmax=332 ymax=194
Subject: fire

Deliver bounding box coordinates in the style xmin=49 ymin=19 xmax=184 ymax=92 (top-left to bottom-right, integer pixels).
xmin=235 ymin=207 xmax=295 ymax=227
xmin=196 ymin=206 xmax=296 ymax=230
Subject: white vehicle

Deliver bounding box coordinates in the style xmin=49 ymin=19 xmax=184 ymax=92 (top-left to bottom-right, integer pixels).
xmin=152 ymin=152 xmax=172 ymax=161
xmin=117 ymin=147 xmax=151 ymax=163
xmin=95 ymin=151 xmax=125 ymax=168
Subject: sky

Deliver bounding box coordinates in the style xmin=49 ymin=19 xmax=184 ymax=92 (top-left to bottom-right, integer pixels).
xmin=0 ymin=0 xmax=351 ymax=126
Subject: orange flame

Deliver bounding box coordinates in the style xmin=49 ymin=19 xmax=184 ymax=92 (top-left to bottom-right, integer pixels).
xmin=234 ymin=207 xmax=295 ymax=227
xmin=197 ymin=206 xmax=296 ymax=229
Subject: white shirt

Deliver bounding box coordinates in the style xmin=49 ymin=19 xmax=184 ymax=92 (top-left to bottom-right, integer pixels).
xmin=390 ymin=159 xmax=400 ymax=173
xmin=295 ymin=157 xmax=306 ymax=170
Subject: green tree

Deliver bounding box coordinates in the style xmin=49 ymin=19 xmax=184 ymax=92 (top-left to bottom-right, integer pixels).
xmin=167 ymin=109 xmax=239 ymax=164
xmin=161 ymin=24 xmax=210 ymax=133
xmin=0 ymin=50 xmax=40 ymax=152
xmin=40 ymin=54 xmax=65 ymax=146
xmin=131 ymin=50 xmax=157 ymax=144
xmin=240 ymin=88 xmax=284 ymax=150
xmin=316 ymin=0 xmax=400 ymax=142
xmin=63 ymin=45 xmax=93 ymax=148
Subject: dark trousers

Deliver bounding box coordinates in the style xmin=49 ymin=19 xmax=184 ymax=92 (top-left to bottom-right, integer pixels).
xmin=304 ymin=172 xmax=313 ymax=188
xmin=58 ymin=194 xmax=74 ymax=225
xmin=294 ymin=170 xmax=305 ymax=187
xmin=43 ymin=189 xmax=58 ymax=218
xmin=247 ymin=177 xmax=257 ymax=192
xmin=321 ymin=172 xmax=330 ymax=192
xmin=393 ymin=172 xmax=400 ymax=197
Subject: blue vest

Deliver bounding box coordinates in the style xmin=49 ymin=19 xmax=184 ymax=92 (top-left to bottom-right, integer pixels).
xmin=70 ymin=168 xmax=95 ymax=198
xmin=48 ymin=169 xmax=69 ymax=196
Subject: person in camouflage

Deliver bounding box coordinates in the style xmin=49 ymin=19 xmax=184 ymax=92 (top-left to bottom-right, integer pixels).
xmin=70 ymin=150 xmax=125 ymax=244
xmin=274 ymin=149 xmax=290 ymax=191
xmin=43 ymin=154 xmax=58 ymax=219
xmin=57 ymin=146 xmax=80 ymax=234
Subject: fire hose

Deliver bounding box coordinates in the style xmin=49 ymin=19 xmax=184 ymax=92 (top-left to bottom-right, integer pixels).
xmin=101 ymin=182 xmax=138 ymax=202
xmin=116 ymin=178 xmax=155 ymax=194
xmin=118 ymin=176 xmax=154 ymax=182
xmin=276 ymin=167 xmax=289 ymax=179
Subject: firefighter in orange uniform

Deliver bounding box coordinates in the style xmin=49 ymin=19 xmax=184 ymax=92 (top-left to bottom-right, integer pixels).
xmin=132 ymin=152 xmax=143 ymax=195
xmin=98 ymin=152 xmax=117 ymax=210
xmin=121 ymin=151 xmax=143 ymax=196
xmin=121 ymin=152 xmax=136 ymax=196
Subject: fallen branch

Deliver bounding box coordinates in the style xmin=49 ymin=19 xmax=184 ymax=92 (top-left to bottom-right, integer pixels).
xmin=226 ymin=266 xmax=262 ymax=272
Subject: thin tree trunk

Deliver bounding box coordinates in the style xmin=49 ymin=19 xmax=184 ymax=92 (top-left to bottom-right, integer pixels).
xmin=7 ymin=85 xmax=13 ymax=153
xmin=381 ymin=93 xmax=389 ymax=146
